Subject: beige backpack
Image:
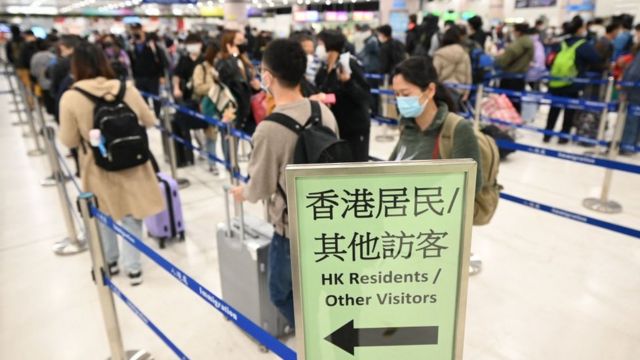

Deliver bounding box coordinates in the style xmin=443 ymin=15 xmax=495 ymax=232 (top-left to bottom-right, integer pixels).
xmin=438 ymin=113 xmax=501 ymax=226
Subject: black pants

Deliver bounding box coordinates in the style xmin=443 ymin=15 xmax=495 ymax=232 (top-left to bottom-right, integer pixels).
xmin=500 ymin=78 xmax=526 ymax=114
xmin=134 ymin=77 xmax=161 ymax=117
xmin=343 ymin=130 xmax=371 ymax=162
xmin=367 ymin=77 xmax=381 ymax=117
xmin=545 ymin=86 xmax=579 ymax=137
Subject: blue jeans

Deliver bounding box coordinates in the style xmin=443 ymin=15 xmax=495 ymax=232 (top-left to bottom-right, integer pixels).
xmin=98 ymin=216 xmax=143 ymax=274
xmin=268 ymin=232 xmax=294 ymax=327
xmin=621 ymin=112 xmax=640 ymax=148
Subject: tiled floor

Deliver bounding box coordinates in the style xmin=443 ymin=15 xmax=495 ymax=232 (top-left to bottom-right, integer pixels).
xmin=1 ymin=73 xmax=639 ymax=360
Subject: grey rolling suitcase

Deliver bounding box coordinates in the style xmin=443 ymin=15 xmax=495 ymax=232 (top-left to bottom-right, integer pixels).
xmin=216 ymin=186 xmax=288 ymax=338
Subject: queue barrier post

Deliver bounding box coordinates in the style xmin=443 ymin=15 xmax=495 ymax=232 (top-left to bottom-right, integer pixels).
xmin=226 ymin=123 xmax=244 ymax=215
xmin=375 ymin=74 xmax=397 ymax=143
xmin=34 ymin=92 xmax=57 ymax=187
xmin=583 ymin=101 xmax=627 ymax=214
xmin=473 ymin=84 xmax=484 ymax=131
xmin=77 ymin=193 xmax=152 ymax=360
xmin=4 ymin=65 xmax=26 ymax=126
xmin=43 ymin=126 xmax=88 ymax=255
xmin=160 ymin=97 xmax=190 ymax=189
xmin=586 ymin=76 xmax=615 ymax=156
xmin=20 ymin=83 xmax=46 ymax=155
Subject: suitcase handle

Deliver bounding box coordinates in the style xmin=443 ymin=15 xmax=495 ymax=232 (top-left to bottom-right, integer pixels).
xmin=223 ymin=184 xmax=245 ymax=241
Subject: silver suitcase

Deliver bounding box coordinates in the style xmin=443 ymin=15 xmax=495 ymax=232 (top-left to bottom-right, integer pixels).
xmin=216 ymin=186 xmax=288 ymax=338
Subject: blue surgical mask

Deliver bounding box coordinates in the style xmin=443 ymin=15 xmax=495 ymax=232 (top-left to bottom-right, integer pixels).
xmin=396 ymin=96 xmax=428 ymax=118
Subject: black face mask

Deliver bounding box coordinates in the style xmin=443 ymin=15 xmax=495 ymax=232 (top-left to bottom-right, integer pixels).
xmin=237 ymin=43 xmax=248 ymax=54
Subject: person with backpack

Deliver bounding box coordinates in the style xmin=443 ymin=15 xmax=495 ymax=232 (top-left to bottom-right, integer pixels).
xmin=413 ymin=14 xmax=440 ymax=57
xmin=58 ymin=42 xmax=164 ymax=286
xmin=612 ymin=14 xmax=634 ymax=60
xmin=544 ymin=16 xmax=601 ymax=144
xmin=193 ymin=40 xmax=236 ymax=174
xmin=358 ymin=25 xmax=382 ymax=116
xmin=494 ymin=23 xmax=534 ymax=114
xmin=376 ymin=25 xmax=407 ymax=76
xmin=433 ymin=25 xmax=472 ymax=107
xmin=314 ymin=30 xmax=371 ymax=161
xmin=620 ymin=48 xmax=640 ymax=154
xmin=229 ymin=39 xmax=340 ymax=327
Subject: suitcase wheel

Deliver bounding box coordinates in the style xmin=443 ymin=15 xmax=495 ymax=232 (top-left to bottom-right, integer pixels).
xmin=159 ymin=237 xmax=167 ymax=249
xmin=258 ymin=345 xmax=268 ymax=353
xmin=179 ymin=231 xmax=185 ymax=241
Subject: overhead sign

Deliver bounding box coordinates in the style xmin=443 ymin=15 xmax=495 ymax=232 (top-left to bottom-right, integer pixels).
xmin=286 ymin=160 xmax=476 ymax=360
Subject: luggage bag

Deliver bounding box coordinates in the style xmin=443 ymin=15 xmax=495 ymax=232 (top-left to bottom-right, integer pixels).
xmin=216 ymin=186 xmax=288 ymax=338
xmin=145 ymin=172 xmax=186 ymax=248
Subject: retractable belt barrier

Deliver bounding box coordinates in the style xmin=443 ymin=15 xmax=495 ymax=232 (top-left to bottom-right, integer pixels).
xmin=92 ymin=206 xmax=297 ymax=360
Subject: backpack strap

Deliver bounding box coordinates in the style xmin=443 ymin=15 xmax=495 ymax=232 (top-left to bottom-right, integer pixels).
xmin=115 ymin=80 xmax=127 ymax=102
xmin=72 ymin=86 xmax=102 ymax=104
xmin=437 ymin=113 xmax=463 ymax=159
xmin=266 ymin=112 xmax=304 ymax=134
xmin=305 ymin=100 xmax=322 ymax=127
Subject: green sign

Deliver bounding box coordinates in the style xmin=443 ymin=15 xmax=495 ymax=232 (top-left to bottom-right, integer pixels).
xmin=286 ymin=160 xmax=476 ymax=360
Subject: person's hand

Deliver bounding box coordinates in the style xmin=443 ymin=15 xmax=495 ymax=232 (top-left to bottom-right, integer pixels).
xmin=173 ymin=87 xmax=182 ymax=99
xmin=309 ymin=92 xmax=327 ymax=103
xmin=222 ymin=106 xmax=236 ymax=123
xmin=230 ymin=186 xmax=245 ymax=202
xmin=159 ymin=77 xmax=166 ymax=86
xmin=462 ymin=92 xmax=470 ymax=102
xmin=337 ymin=67 xmax=351 ymax=82
xmin=250 ymin=78 xmax=261 ymax=91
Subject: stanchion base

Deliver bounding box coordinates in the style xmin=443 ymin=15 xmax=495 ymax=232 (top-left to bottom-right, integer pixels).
xmin=108 ymin=349 xmax=153 ymax=360
xmin=53 ymin=237 xmax=88 ymax=256
xmin=11 ymin=121 xmax=27 ymax=126
xmin=375 ymin=135 xmax=396 ymax=143
xmin=469 ymin=253 xmax=482 ymax=276
xmin=583 ymin=149 xmax=608 ymax=157
xmin=22 ymin=132 xmax=33 ymax=138
xmin=40 ymin=175 xmax=57 ymax=187
xmin=177 ymin=178 xmax=190 ymax=189
xmin=27 ymin=149 xmax=45 ymax=156
xmin=583 ymin=198 xmax=623 ymax=214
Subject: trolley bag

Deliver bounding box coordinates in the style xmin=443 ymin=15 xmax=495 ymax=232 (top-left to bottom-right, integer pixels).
xmin=145 ymin=172 xmax=186 ymax=249
xmin=170 ymin=118 xmax=195 ymax=168
xmin=216 ymin=186 xmax=288 ymax=338
xmin=574 ymin=110 xmax=600 ymax=147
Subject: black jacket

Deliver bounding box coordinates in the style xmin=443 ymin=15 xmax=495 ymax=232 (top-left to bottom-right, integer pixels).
xmin=379 ymin=39 xmax=406 ymax=75
xmin=129 ymin=41 xmax=165 ymax=79
xmin=18 ymin=40 xmax=38 ymax=70
xmin=215 ymin=56 xmax=255 ymax=134
xmin=315 ymin=57 xmax=371 ymax=135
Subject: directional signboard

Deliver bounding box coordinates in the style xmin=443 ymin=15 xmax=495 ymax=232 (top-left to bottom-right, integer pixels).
xmin=286 ymin=160 xmax=476 ymax=360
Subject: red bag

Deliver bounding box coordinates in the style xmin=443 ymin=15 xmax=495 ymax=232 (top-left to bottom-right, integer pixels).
xmin=251 ymin=91 xmax=267 ymax=124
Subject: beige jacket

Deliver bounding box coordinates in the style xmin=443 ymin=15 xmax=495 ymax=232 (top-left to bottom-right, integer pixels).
xmin=192 ymin=61 xmax=219 ymax=98
xmin=243 ymin=99 xmax=338 ymax=237
xmin=433 ymin=44 xmax=472 ymax=95
xmin=59 ymin=77 xmax=164 ymax=221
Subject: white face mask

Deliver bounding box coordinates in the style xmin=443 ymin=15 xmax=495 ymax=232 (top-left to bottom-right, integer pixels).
xmin=186 ymin=44 xmax=201 ymax=56
xmin=315 ymin=44 xmax=327 ymax=62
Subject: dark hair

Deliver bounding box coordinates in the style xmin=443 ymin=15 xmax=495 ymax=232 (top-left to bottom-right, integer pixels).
xmin=566 ymin=16 xmax=585 ymax=35
xmin=23 ymin=30 xmax=34 ymax=37
xmin=71 ymin=41 xmax=116 ymax=81
xmin=185 ymin=33 xmax=201 ymax=44
xmin=606 ymin=23 xmax=622 ymax=34
xmin=220 ymin=30 xmax=237 ymax=58
xmin=468 ymin=16 xmax=483 ymax=31
xmin=59 ymin=34 xmax=81 ymax=50
xmin=204 ymin=40 xmax=220 ymax=65
xmin=513 ymin=23 xmax=530 ymax=34
xmin=593 ymin=17 xmax=605 ymax=25
xmin=393 ymin=56 xmax=457 ymax=112
xmin=377 ymin=25 xmax=392 ymax=38
xmin=318 ymin=30 xmax=346 ymax=53
xmin=635 ymin=23 xmax=640 ymax=31
xmin=409 ymin=14 xmax=417 ymax=23
xmin=535 ymin=19 xmax=545 ymax=27
xmin=10 ymin=25 xmax=20 ymax=38
xmin=444 ymin=20 xmax=455 ymax=27
xmin=441 ymin=25 xmax=463 ymax=47
xmin=262 ymin=39 xmax=306 ymax=89
xmin=620 ymin=14 xmax=634 ymax=30
xmin=291 ymin=32 xmax=314 ymax=44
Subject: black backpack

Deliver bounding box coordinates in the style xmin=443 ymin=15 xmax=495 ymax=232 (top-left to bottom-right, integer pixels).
xmin=74 ymin=81 xmax=150 ymax=171
xmin=265 ymin=101 xmax=353 ymax=164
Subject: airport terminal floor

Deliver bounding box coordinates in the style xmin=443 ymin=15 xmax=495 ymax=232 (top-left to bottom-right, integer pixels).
xmin=1 ymin=65 xmax=640 ymax=360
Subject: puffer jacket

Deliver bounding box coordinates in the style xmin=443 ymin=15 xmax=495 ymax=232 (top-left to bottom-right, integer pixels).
xmin=433 ymin=44 xmax=472 ymax=93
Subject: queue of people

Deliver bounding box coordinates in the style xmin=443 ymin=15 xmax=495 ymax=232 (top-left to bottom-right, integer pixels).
xmin=3 ymin=10 xmax=639 ymax=330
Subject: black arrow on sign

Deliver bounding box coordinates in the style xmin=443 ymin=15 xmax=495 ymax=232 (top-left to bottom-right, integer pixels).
xmin=324 ymin=319 xmax=439 ymax=355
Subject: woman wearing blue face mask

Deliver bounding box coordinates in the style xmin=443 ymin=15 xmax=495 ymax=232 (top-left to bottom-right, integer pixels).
xmin=390 ymin=56 xmax=483 ymax=193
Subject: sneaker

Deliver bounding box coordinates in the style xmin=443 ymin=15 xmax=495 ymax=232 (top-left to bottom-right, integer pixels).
xmin=209 ymin=165 xmax=219 ymax=176
xmin=108 ymin=262 xmax=120 ymax=276
xmin=558 ymin=138 xmax=569 ymax=145
xmin=543 ymin=136 xmax=551 ymax=143
xmin=128 ymin=271 xmax=143 ymax=286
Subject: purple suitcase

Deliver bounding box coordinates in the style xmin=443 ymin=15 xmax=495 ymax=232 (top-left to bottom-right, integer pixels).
xmin=145 ymin=172 xmax=185 ymax=248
